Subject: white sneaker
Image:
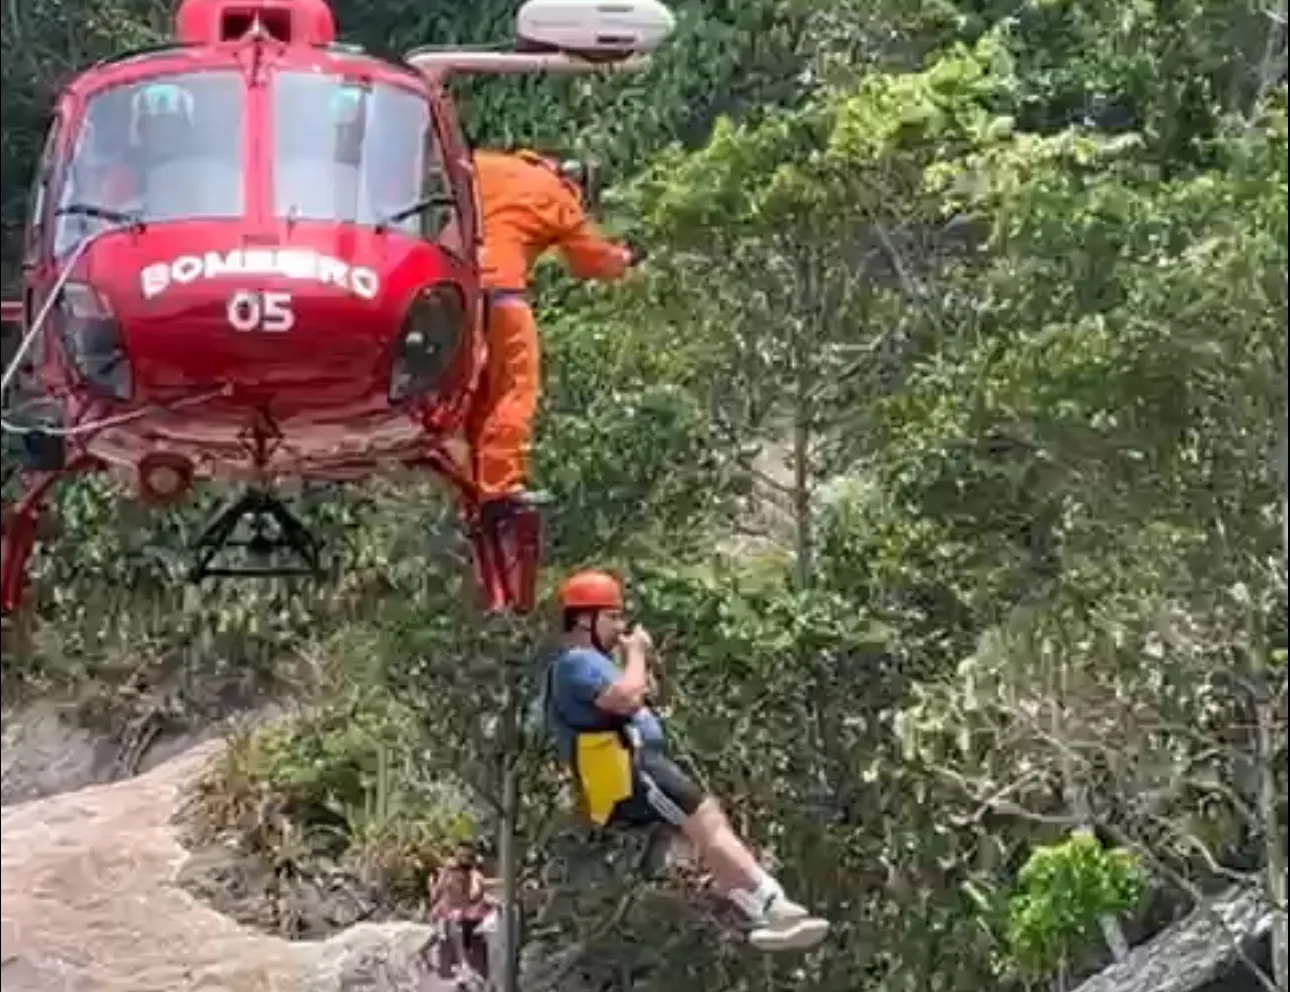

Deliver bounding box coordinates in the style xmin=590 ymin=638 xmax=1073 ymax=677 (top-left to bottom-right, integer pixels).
xmin=748 ymin=895 xmax=830 ymax=952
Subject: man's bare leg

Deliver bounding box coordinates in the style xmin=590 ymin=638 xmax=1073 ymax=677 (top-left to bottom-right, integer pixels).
xmin=680 ymin=798 xmax=765 ymax=893
xmin=679 ymin=798 xmax=830 ymax=951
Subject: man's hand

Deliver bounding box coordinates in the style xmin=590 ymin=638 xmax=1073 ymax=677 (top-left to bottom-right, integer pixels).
xmin=621 ymin=624 xmax=653 ymax=655
xmin=624 ymin=625 xmax=667 ymax=684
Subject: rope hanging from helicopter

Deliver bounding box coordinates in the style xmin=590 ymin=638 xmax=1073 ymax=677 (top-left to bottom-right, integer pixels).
xmin=0 ymin=222 xmax=115 ymax=397
xmin=0 ymin=219 xmax=226 ymax=439
xmin=1 ymin=389 xmax=229 ymax=437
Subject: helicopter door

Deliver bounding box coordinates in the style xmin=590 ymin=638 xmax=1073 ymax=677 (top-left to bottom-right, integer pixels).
xmin=422 ymin=106 xmax=466 ymax=259
xmin=23 ymin=117 xmax=62 ymax=267
xmin=20 ymin=114 xmax=64 ymax=340
xmin=427 ymin=83 xmax=478 ymax=262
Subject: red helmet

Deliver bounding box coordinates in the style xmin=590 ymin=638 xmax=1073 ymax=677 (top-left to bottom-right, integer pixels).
xmin=557 ymin=570 xmax=624 ymax=611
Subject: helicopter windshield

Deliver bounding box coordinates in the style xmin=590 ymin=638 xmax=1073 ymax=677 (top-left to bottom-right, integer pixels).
xmin=54 ymin=70 xmax=245 ymax=255
xmin=273 ymin=72 xmax=454 ymax=237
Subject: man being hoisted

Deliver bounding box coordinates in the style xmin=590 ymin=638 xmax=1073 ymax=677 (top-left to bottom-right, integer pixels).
xmin=545 ymin=569 xmax=833 ymax=952
xmin=465 ymin=149 xmax=636 ymax=516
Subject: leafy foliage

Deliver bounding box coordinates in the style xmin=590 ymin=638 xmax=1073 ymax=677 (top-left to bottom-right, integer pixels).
xmin=1003 ymin=833 xmax=1146 ymax=979
xmin=3 ymin=0 xmax=1288 ymax=989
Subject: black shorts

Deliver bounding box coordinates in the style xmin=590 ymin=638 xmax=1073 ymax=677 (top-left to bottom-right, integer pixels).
xmin=608 ymin=744 xmax=707 ymax=828
xmin=438 ymin=918 xmax=488 ymax=978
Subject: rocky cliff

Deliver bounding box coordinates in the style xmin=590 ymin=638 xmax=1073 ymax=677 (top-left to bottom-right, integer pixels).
xmin=1 ymin=741 xmax=449 ymax=992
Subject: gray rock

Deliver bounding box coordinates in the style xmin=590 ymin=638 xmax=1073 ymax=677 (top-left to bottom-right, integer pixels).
xmin=2 ymin=696 xmax=282 ymax=807
xmin=1 ymin=700 xmax=119 ymax=806
xmin=176 ymin=841 xmax=391 ymax=940
xmin=0 ymin=742 xmax=450 ymax=992
xmin=1 ymin=950 xmax=94 ymax=992
xmin=300 ymin=923 xmax=448 ymax=992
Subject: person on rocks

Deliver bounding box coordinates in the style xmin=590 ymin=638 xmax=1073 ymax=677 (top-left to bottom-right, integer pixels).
xmin=543 ymin=569 xmax=832 ymax=953
xmin=427 ymin=841 xmax=495 ymax=987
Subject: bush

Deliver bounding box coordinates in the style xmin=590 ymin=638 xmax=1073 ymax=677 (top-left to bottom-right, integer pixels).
xmin=183 ymin=685 xmax=479 ymax=904
xmin=1003 ymin=831 xmax=1146 ymax=979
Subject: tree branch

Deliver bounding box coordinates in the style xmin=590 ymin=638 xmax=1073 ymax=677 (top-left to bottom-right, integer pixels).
xmin=1099 ymin=822 xmax=1282 ymax=992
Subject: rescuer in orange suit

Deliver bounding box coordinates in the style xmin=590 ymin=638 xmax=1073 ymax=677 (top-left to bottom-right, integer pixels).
xmin=466 ymin=149 xmax=637 ymax=512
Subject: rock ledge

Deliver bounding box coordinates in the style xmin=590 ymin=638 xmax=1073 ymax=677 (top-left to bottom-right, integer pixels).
xmin=1 ymin=742 xmax=444 ymax=992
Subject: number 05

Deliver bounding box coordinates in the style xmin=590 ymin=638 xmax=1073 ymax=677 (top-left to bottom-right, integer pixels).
xmin=226 ymin=290 xmax=295 ymax=332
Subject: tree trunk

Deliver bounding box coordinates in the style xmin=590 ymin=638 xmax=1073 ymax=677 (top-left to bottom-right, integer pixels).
xmin=791 ymin=405 xmax=813 ymax=588
xmin=1255 ymin=685 xmax=1287 ymax=990
xmin=789 ymin=246 xmax=816 ymax=592
xmin=1049 ymin=628 xmax=1130 ymax=962
xmin=494 ymin=662 xmax=523 ymax=992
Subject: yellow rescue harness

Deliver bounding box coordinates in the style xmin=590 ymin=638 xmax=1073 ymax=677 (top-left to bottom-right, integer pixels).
xmin=571 ymin=729 xmax=635 ymax=825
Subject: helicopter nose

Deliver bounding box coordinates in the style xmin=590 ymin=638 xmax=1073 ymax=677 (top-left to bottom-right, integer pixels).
xmin=124 ymin=282 xmax=393 ymax=403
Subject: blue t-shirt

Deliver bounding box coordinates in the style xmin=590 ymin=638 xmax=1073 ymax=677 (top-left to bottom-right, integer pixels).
xmin=546 ymin=647 xmax=665 ymax=762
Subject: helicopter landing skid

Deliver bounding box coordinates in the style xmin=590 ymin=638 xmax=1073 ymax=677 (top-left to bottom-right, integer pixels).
xmin=2 ymin=458 xmax=101 ymax=615
xmin=190 ymin=487 xmax=324 ymax=581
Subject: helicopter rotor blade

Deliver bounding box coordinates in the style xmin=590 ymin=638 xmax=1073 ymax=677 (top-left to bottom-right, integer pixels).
xmin=406 ymin=49 xmax=651 ymax=79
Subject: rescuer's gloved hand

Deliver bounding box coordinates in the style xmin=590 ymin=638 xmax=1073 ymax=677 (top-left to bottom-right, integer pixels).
xmin=623 ymin=237 xmax=648 ymax=265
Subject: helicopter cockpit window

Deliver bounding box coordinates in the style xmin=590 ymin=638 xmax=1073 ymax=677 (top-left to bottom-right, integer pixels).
xmin=53 ymin=71 xmax=245 ymax=255
xmin=272 ymin=72 xmax=455 ymax=238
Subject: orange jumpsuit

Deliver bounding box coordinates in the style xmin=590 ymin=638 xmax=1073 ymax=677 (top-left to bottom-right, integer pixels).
xmin=466 ymin=150 xmax=633 ymax=500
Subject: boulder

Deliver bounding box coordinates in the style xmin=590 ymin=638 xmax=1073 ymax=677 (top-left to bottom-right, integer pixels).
xmin=1 ymin=742 xmax=447 ymax=992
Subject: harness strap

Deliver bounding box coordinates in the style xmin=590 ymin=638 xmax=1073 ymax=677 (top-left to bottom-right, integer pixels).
xmin=542 ymin=660 xmax=644 ymax=826
xmin=484 ymin=287 xmax=529 ymax=303
xmin=542 ymin=660 xmax=633 ymax=746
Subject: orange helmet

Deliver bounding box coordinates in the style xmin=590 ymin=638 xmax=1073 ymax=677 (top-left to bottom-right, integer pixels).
xmin=557 ymin=569 xmax=624 ymax=611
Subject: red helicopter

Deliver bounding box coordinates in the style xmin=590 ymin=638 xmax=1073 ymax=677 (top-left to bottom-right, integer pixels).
xmin=0 ymin=0 xmax=676 ymax=616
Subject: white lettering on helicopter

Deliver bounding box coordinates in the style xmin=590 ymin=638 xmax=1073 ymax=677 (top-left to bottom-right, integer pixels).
xmin=139 ymin=249 xmax=381 ymax=301
xmin=226 ymin=290 xmax=295 ymax=333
